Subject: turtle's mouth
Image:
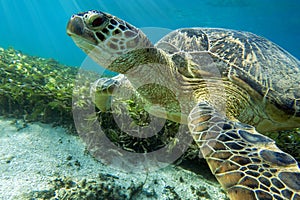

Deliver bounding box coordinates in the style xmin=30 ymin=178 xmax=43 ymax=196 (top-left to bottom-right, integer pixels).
xmin=67 ymin=15 xmax=99 ymax=46
xmin=66 ymin=16 xmax=84 ymax=36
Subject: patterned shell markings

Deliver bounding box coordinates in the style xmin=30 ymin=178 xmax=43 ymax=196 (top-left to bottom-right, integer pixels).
xmin=156 ymin=28 xmax=300 ymax=116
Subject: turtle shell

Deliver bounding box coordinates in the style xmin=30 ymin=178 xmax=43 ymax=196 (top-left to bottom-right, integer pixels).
xmin=155 ymin=28 xmax=300 ymax=116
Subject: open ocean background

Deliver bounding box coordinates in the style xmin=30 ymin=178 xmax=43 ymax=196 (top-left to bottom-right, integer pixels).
xmin=0 ymin=0 xmax=299 ymax=70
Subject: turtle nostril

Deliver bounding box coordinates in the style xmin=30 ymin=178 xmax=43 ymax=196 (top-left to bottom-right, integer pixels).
xmin=92 ymin=17 xmax=104 ymax=27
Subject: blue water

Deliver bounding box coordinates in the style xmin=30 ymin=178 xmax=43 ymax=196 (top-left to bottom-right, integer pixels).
xmin=0 ymin=0 xmax=299 ymax=67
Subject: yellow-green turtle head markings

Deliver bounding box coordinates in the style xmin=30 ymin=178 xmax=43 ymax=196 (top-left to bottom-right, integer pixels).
xmin=67 ymin=10 xmax=300 ymax=200
xmin=67 ymin=10 xmax=152 ymax=68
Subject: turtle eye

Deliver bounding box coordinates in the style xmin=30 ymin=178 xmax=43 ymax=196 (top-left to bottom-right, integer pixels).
xmin=91 ymin=17 xmax=104 ymax=27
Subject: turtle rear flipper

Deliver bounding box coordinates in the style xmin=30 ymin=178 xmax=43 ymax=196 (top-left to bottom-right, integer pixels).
xmin=188 ymin=101 xmax=300 ymax=200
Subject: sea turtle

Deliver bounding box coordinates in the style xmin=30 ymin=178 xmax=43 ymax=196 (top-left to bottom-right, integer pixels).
xmin=67 ymin=10 xmax=300 ymax=199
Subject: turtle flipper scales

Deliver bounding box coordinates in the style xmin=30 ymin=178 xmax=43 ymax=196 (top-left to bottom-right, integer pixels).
xmin=188 ymin=101 xmax=300 ymax=200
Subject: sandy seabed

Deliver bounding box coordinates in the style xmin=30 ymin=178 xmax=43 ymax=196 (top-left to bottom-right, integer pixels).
xmin=0 ymin=117 xmax=226 ymax=199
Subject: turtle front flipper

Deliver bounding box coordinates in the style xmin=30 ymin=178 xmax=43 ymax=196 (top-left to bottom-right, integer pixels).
xmin=90 ymin=74 xmax=137 ymax=112
xmin=188 ymin=101 xmax=300 ymax=200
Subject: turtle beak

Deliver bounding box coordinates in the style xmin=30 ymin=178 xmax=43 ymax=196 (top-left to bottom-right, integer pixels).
xmin=66 ymin=15 xmax=84 ymax=37
xmin=67 ymin=14 xmax=98 ymax=46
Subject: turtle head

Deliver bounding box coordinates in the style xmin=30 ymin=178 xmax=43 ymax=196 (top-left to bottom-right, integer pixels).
xmin=67 ymin=10 xmax=152 ymax=69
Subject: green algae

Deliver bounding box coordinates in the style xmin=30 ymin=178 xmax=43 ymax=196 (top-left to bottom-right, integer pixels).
xmin=265 ymin=128 xmax=300 ymax=161
xmin=0 ymin=47 xmax=98 ymax=131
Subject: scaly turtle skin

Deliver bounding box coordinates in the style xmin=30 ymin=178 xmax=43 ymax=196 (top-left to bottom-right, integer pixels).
xmin=67 ymin=10 xmax=300 ymax=199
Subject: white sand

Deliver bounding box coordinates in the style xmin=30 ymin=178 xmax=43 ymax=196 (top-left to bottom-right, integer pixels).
xmin=0 ymin=117 xmax=226 ymax=199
